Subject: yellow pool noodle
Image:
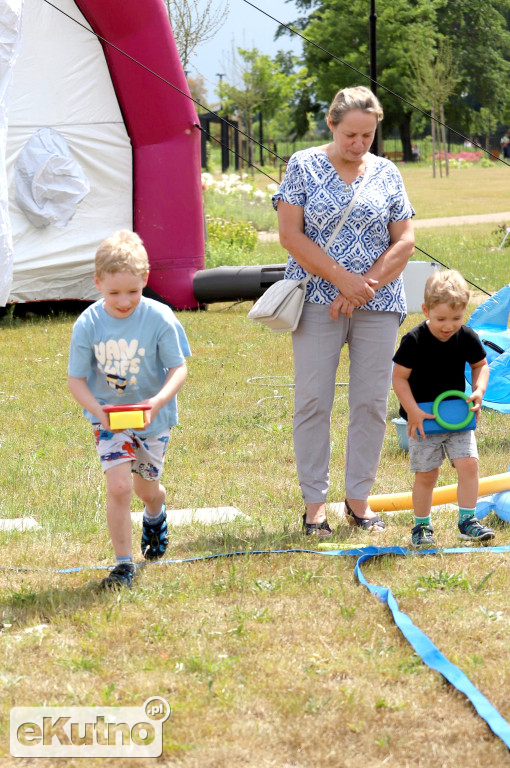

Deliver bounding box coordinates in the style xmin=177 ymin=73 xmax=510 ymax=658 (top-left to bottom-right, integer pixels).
xmin=368 ymin=472 xmax=510 ymax=512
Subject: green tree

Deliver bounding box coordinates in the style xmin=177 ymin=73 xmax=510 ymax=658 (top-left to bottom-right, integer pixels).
xmin=286 ymin=0 xmax=435 ymax=159
xmin=186 ymin=73 xmax=209 ymax=107
xmin=267 ymin=52 xmax=318 ymax=141
xmin=219 ymin=48 xmax=300 ymax=166
xmin=410 ymin=37 xmax=459 ymax=176
xmin=279 ymin=0 xmax=510 ymax=157
xmin=435 ymin=0 xmax=510 ymax=129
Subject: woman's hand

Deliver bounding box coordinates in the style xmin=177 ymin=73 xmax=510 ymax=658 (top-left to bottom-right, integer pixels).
xmin=277 ymin=202 xmax=379 ymax=300
xmin=336 ymin=271 xmax=378 ymax=305
xmin=329 ymin=294 xmax=356 ymax=320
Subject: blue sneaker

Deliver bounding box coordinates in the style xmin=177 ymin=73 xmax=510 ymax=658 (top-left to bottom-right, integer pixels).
xmin=141 ymin=507 xmax=168 ymax=560
xmin=99 ymin=562 xmax=136 ymax=590
xmin=458 ymin=516 xmax=495 ymax=542
xmin=411 ymin=523 xmax=435 ymax=549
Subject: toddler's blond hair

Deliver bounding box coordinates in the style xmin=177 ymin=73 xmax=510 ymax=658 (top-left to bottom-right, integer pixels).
xmin=95 ymin=230 xmax=149 ymax=279
xmin=424 ymin=269 xmax=470 ymax=310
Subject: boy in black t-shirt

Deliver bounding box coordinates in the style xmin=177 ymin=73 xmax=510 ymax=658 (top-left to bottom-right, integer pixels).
xmin=392 ymin=269 xmax=493 ymax=548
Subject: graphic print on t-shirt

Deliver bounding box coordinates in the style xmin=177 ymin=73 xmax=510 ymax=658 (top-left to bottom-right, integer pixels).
xmin=94 ymin=338 xmax=146 ymax=391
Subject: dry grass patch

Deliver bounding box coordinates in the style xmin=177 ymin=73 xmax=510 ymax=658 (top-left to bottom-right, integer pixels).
xmin=1 ymin=303 xmax=510 ymax=766
xmin=2 ymin=552 xmax=510 ymax=767
xmin=399 ymin=162 xmax=510 ymax=219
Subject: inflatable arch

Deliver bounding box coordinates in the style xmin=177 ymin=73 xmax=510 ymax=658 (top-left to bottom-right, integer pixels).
xmin=2 ymin=0 xmax=204 ymax=309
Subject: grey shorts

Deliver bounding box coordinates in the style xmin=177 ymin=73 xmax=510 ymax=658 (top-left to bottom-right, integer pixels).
xmin=408 ymin=430 xmax=478 ymax=473
xmin=93 ymin=425 xmax=171 ymax=480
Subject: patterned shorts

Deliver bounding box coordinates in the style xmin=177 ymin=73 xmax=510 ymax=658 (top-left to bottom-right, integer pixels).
xmin=93 ymin=425 xmax=171 ymax=480
xmin=408 ymin=429 xmax=478 ymax=474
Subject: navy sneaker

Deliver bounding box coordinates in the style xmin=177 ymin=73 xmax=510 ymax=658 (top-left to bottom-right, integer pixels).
xmin=458 ymin=516 xmax=495 ymax=542
xmin=99 ymin=562 xmax=136 ymax=590
xmin=141 ymin=507 xmax=169 ymax=560
xmin=411 ymin=523 xmax=435 ymax=549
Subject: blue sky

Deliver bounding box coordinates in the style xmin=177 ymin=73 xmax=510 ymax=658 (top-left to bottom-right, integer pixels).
xmin=190 ymin=0 xmax=302 ymax=102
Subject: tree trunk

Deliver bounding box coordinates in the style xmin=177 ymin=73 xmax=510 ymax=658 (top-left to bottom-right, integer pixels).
xmin=432 ymin=106 xmax=442 ymax=178
xmin=440 ymin=103 xmax=449 ymax=177
xmin=398 ymin=112 xmax=413 ymax=162
xmin=246 ymin=113 xmax=253 ymax=172
xmin=431 ymin=108 xmax=436 ymax=179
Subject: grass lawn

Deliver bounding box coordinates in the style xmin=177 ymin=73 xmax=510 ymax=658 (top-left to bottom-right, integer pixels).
xmin=244 ymin=220 xmax=507 ymax=299
xmin=206 ymin=162 xmax=510 ymax=296
xmin=206 ymin=159 xmax=510 ymax=231
xmin=1 ymin=160 xmax=510 ymax=766
xmin=1 ymin=295 xmax=510 ymax=766
xmin=400 ymin=162 xmax=510 ymax=220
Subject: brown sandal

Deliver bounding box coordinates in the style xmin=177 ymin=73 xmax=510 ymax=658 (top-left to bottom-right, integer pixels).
xmin=344 ymin=500 xmax=385 ymax=532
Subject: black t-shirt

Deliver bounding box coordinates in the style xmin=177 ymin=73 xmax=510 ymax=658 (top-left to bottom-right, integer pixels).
xmin=392 ymin=321 xmax=485 ymax=419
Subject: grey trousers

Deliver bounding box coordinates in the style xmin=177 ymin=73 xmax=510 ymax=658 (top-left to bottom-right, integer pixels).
xmin=292 ymin=304 xmax=400 ymax=503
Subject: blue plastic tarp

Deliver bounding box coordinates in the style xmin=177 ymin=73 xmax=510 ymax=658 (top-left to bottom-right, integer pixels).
xmin=465 ymin=284 xmax=510 ymax=412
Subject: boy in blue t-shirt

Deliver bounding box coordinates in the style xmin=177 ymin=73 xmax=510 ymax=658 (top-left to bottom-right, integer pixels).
xmin=392 ymin=269 xmax=493 ymax=548
xmin=68 ymin=230 xmax=191 ymax=589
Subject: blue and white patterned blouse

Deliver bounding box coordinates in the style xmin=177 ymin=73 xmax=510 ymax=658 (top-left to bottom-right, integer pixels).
xmin=272 ymin=148 xmax=415 ymax=320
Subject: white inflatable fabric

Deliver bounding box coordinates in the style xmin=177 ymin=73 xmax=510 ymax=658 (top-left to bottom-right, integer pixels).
xmin=14 ymin=127 xmax=90 ymax=228
xmin=0 ymin=0 xmax=22 ymax=306
xmin=6 ymin=0 xmax=132 ymax=303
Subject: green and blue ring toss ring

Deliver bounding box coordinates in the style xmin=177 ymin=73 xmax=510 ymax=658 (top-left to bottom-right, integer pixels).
xmin=432 ymin=389 xmax=473 ymax=431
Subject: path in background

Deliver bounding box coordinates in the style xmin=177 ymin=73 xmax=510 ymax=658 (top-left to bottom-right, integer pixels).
xmin=413 ymin=211 xmax=510 ymax=228
xmin=258 ymin=210 xmax=510 ymax=241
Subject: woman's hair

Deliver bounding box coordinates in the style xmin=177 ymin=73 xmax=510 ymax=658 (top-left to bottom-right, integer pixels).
xmin=327 ymin=85 xmax=384 ymax=126
xmin=95 ymin=230 xmax=149 ymax=278
xmin=424 ymin=269 xmax=470 ymax=309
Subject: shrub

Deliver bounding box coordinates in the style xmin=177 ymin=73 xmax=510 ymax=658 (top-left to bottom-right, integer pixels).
xmin=205 ymin=215 xmax=258 ymax=268
xmin=205 ymin=216 xmax=258 ymax=250
xmin=202 ymin=172 xmax=279 ymax=233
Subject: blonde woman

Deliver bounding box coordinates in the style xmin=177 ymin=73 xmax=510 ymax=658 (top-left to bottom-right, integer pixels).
xmin=273 ymin=85 xmax=415 ymax=535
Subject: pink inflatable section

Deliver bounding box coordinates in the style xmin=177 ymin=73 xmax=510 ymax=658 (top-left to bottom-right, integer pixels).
xmin=74 ymin=0 xmax=204 ymax=309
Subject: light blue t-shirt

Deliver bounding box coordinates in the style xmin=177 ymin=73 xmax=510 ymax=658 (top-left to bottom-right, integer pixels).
xmin=272 ymin=149 xmax=415 ymax=320
xmin=68 ymin=297 xmax=191 ymax=437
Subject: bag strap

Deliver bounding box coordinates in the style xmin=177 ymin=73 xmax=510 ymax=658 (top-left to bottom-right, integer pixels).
xmin=322 ymin=155 xmax=373 ymax=254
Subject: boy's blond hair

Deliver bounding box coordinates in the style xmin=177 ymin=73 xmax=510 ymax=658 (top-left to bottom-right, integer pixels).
xmin=95 ymin=230 xmax=149 ymax=279
xmin=424 ymin=269 xmax=470 ymax=310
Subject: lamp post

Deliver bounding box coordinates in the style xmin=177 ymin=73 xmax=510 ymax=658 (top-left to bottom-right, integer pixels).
xmin=369 ymin=0 xmax=377 ymax=97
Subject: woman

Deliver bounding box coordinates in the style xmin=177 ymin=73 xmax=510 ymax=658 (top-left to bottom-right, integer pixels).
xmin=273 ymin=85 xmax=415 ymax=535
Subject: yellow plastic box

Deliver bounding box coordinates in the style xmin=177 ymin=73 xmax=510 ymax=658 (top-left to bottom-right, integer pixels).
xmin=108 ymin=409 xmax=145 ymax=430
xmin=104 ymin=403 xmax=151 ymax=430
